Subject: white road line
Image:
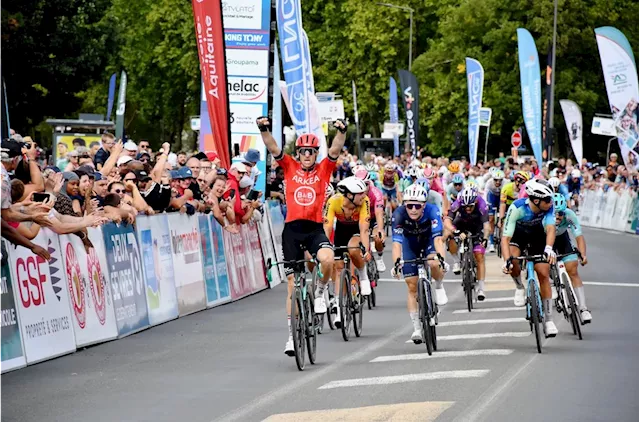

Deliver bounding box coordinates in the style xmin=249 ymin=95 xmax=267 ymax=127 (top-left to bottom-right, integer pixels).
xmin=439 ymin=317 xmax=523 ymax=326
xmin=405 ymin=332 xmax=530 ymax=343
xmin=583 ymin=281 xmax=638 ymax=287
xmin=318 ymin=370 xmax=490 ymax=389
xmin=452 ymin=307 xmax=522 ymax=314
xmin=370 ymin=349 xmax=513 ymax=363
xmin=480 ymin=297 xmax=513 ymax=303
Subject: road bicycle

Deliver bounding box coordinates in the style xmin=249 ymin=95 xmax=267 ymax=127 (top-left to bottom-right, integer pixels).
xmin=395 ymin=253 xmax=445 ymax=356
xmin=334 ymin=244 xmax=366 ymax=341
xmin=266 ymin=254 xmax=321 ymax=371
xmin=551 ymin=250 xmax=585 ymax=340
xmin=493 ymin=215 xmax=502 ymax=258
xmin=507 ymin=254 xmax=550 ymax=354
xmin=454 ymin=231 xmax=480 ymax=312
xmin=366 ymin=232 xmax=384 ymax=310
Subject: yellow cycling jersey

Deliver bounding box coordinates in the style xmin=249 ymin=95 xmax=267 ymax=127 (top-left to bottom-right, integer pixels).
xmin=324 ymin=193 xmax=371 ymax=227
xmin=500 ymin=182 xmax=519 ymax=206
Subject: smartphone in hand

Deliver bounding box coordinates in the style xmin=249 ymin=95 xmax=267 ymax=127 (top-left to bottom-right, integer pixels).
xmin=32 ymin=192 xmax=51 ymax=203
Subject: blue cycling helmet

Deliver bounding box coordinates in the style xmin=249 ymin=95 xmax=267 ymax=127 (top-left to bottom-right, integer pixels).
xmin=452 ymin=174 xmax=465 ymax=184
xmin=415 ymin=177 xmax=431 ymax=193
xmin=553 ymin=193 xmax=567 ymax=213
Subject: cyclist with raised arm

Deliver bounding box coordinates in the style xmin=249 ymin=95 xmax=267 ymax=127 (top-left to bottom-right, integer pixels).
xmin=485 ymin=169 xmax=505 ymax=252
xmin=501 ymin=180 xmax=559 ymax=337
xmin=499 ymin=170 xmax=529 ymax=224
xmin=444 ymin=186 xmax=490 ymax=300
xmin=354 ymin=168 xmax=386 ymax=271
xmin=552 ymin=194 xmax=592 ymax=323
xmin=390 ymin=184 xmax=449 ymax=344
xmin=323 ymin=177 xmax=371 ymax=327
xmin=256 ymin=116 xmax=347 ymax=356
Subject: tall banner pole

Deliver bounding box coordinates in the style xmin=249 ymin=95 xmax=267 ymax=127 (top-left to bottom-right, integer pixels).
xmin=352 ymin=80 xmax=361 ymax=158
xmin=115 ymin=70 xmax=127 ymax=140
xmin=465 ymin=57 xmax=484 ymax=166
xmin=517 ymin=28 xmax=543 ymax=165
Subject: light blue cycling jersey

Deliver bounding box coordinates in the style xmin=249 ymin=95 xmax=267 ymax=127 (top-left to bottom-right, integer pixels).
xmin=557 ymin=183 xmax=570 ymax=202
xmin=556 ymin=208 xmax=582 ymax=237
xmin=446 ymin=183 xmax=462 ymax=201
xmin=503 ymin=198 xmax=555 ymax=237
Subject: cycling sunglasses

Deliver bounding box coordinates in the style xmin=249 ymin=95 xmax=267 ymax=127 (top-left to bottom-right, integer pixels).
xmin=453 ymin=183 xmax=463 ymax=187
xmin=406 ymin=203 xmax=423 ymax=210
xmin=556 ymin=211 xmax=566 ymax=217
xmin=515 ymin=178 xmax=526 ymax=184
xmin=298 ymin=147 xmax=319 ymax=156
xmin=540 ymin=196 xmax=552 ymax=203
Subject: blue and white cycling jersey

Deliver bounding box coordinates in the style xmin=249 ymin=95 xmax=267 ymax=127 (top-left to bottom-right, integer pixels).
xmin=393 ymin=203 xmax=443 ymax=277
xmin=503 ymin=198 xmax=555 ymax=237
xmin=557 ymin=183 xmax=571 ymax=202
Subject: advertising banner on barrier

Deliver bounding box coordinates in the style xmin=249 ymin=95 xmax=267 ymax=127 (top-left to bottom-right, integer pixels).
xmin=257 ymin=212 xmax=281 ymax=288
xmin=209 ymin=217 xmax=231 ymax=303
xmin=167 ymin=214 xmax=206 ymax=316
xmin=8 ymin=230 xmax=76 ymax=364
xmin=1 ymin=241 xmax=26 ymax=373
xmin=223 ymin=223 xmax=267 ymax=300
xmin=136 ymin=215 xmax=179 ymax=326
xmin=267 ymin=201 xmax=285 ymax=270
xmin=243 ymin=221 xmax=267 ymax=292
xmin=59 ymin=234 xmax=118 ymax=348
xmin=102 ymin=223 xmax=149 ymax=337
xmin=198 ymin=215 xmax=219 ymax=306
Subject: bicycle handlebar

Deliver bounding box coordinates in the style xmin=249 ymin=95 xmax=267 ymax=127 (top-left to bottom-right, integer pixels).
xmin=266 ymin=257 xmax=316 ymax=269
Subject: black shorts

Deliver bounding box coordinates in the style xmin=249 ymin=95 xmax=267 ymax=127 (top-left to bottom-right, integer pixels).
xmin=509 ymin=227 xmax=546 ymax=256
xmin=554 ymin=232 xmax=574 ymax=255
xmin=334 ymin=223 xmax=360 ymax=249
xmin=282 ymin=220 xmax=333 ymax=275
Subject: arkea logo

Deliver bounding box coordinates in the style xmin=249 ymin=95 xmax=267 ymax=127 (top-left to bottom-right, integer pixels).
xmin=612 ymin=74 xmax=627 ymax=85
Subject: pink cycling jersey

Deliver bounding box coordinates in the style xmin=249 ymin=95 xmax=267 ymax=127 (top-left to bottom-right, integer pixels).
xmin=430 ymin=177 xmax=445 ymax=195
xmin=368 ymin=184 xmax=384 ymax=214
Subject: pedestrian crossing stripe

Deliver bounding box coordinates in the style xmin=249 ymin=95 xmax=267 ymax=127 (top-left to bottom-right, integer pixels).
xmin=262 ymin=401 xmax=455 ymax=422
xmin=318 ymin=370 xmax=489 ymax=389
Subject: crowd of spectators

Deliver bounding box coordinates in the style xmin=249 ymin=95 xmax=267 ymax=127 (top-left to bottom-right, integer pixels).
xmin=2 ymin=132 xmax=267 ymax=259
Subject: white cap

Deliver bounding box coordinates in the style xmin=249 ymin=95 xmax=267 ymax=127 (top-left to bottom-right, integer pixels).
xmin=230 ymin=161 xmax=247 ymax=173
xmin=124 ymin=141 xmax=138 ymax=151
xmin=239 ymin=175 xmax=254 ymax=189
xmin=117 ymin=155 xmax=133 ymax=166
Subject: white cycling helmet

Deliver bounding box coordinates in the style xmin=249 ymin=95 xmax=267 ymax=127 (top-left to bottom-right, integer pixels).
xmin=493 ymin=170 xmax=505 ymax=180
xmin=384 ymin=162 xmax=395 ymax=171
xmin=365 ymin=162 xmax=377 ymax=172
xmin=352 ymin=164 xmax=366 ymax=175
xmin=458 ymin=186 xmax=478 ymax=206
xmin=406 ymin=167 xmax=419 ymax=177
xmin=403 ymin=184 xmax=428 ymax=203
xmin=337 ymin=176 xmax=367 ymax=195
xmin=525 ymin=179 xmax=554 ymax=199
xmin=548 ymin=176 xmax=561 ymax=189
xmin=571 ymin=169 xmax=581 ymax=178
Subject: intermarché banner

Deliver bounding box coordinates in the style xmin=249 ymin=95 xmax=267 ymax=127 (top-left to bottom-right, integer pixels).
xmin=398 ymin=70 xmax=419 ymax=156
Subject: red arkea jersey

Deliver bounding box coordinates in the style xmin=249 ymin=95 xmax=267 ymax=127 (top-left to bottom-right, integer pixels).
xmin=277 ymin=154 xmax=336 ymax=223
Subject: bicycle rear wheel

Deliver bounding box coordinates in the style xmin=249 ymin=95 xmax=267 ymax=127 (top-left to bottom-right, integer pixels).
xmin=339 ymin=269 xmax=352 ymax=341
xmin=528 ymin=281 xmax=542 ymax=354
xmin=426 ymin=281 xmax=438 ymax=352
xmin=353 ymin=274 xmax=363 ymax=338
xmin=418 ymin=277 xmax=433 ymax=355
xmin=325 ymin=288 xmax=335 ymax=330
xmin=291 ymin=288 xmax=306 ymax=370
xmin=563 ymin=273 xmax=582 ymax=340
xmin=494 ymin=226 xmax=502 ymax=258
xmin=305 ymin=289 xmax=318 ymax=363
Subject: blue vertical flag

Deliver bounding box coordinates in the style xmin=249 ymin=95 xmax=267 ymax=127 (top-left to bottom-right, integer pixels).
xmin=389 ymin=77 xmax=400 ymax=157
xmin=465 ymin=58 xmax=484 ymax=166
xmin=276 ymin=0 xmax=311 ymax=135
xmin=106 ymin=73 xmax=117 ymax=121
xmin=517 ymin=28 xmax=543 ymax=165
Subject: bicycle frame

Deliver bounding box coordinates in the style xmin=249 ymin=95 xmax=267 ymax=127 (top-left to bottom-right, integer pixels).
xmin=525 ymin=260 xmax=544 ymax=322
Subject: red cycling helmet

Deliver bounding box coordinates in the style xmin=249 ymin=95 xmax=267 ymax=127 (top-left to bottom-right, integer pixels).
xmin=295 ymin=133 xmax=320 ymax=149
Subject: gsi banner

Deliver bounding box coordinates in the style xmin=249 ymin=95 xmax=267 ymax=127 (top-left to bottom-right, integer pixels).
xmin=167 ymin=214 xmax=206 ymax=316
xmin=209 ymin=215 xmax=231 ymax=303
xmin=8 ymin=230 xmax=76 ymax=364
xmin=1 ymin=241 xmax=26 ymax=373
xmin=59 ymin=233 xmax=118 ymax=348
xmin=102 ymin=223 xmax=149 ymax=337
xmin=136 ymin=215 xmax=179 ymax=326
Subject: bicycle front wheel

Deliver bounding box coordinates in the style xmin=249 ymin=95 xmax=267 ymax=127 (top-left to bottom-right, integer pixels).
xmin=305 ymin=288 xmax=318 ymax=363
xmin=291 ymin=288 xmax=306 ymax=370
xmin=418 ymin=277 xmax=433 ymax=355
xmin=353 ymin=274 xmax=363 ymax=338
xmin=563 ymin=273 xmax=583 ymax=340
xmin=528 ymin=282 xmax=542 ymax=354
xmin=463 ymin=262 xmax=474 ymax=312
xmin=339 ymin=269 xmax=352 ymax=341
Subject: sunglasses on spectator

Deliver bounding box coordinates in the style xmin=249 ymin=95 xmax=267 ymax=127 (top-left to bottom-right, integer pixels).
xmin=124 ymin=178 xmax=137 ymax=182
xmin=216 ymin=169 xmax=228 ymax=176
xmin=406 ymin=203 xmax=423 ymax=210
xmin=298 ymin=147 xmax=318 ymax=156
xmin=113 ymin=189 xmax=125 ymax=194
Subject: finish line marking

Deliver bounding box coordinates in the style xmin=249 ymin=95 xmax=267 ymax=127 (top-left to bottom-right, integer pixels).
xmin=378 ymin=279 xmax=638 ymax=287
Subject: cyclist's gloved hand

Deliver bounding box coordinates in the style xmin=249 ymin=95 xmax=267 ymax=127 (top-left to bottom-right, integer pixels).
xmin=441 ymin=261 xmax=450 ymax=273
xmin=391 ymin=265 xmax=401 ymax=279
xmin=502 ymin=259 xmax=512 ymax=274
xmin=256 ymin=116 xmax=271 ymax=132
xmin=333 ymin=118 xmax=348 ymax=134
xmin=544 ymin=245 xmax=557 ymax=264
xmin=580 ymin=255 xmax=588 ymax=266
xmin=459 ymin=232 xmax=467 ymax=241
xmin=481 ymin=238 xmax=488 ymax=248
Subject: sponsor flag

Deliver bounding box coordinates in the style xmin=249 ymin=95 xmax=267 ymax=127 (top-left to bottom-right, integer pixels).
xmin=595 ymin=26 xmax=639 ymax=170
xmin=198 ymin=81 xmax=213 ymax=151
xmin=1 ymin=78 xmax=9 ymax=140
xmin=276 ymin=0 xmax=310 ymax=136
xmin=106 ymin=73 xmax=117 ymax=122
xmin=559 ymin=100 xmax=583 ymax=164
xmin=192 ymin=0 xmax=231 ymax=168
xmin=542 ymin=44 xmax=553 ymax=159
xmin=115 ymin=70 xmax=127 ymax=139
xmin=398 ymin=70 xmax=419 ymax=156
xmin=302 ymin=29 xmax=314 ymax=95
xmin=517 ymin=28 xmax=543 ymax=165
xmin=389 ymin=77 xmax=400 ymax=157
xmin=465 ymin=57 xmax=484 ymax=166
xmin=273 ymin=45 xmax=283 ymax=150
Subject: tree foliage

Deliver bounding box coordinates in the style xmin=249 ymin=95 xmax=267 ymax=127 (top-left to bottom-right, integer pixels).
xmin=2 ymin=0 xmax=638 ymax=159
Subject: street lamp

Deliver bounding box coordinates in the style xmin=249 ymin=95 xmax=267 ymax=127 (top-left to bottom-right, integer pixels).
xmin=376 ymin=3 xmax=414 ymax=70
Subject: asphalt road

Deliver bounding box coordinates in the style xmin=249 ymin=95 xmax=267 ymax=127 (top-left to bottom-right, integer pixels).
xmin=2 ymin=227 xmax=638 ymax=422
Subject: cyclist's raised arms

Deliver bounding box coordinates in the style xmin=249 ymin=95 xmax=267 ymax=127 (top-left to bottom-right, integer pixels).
xmin=256 ymin=116 xmax=281 ymax=158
